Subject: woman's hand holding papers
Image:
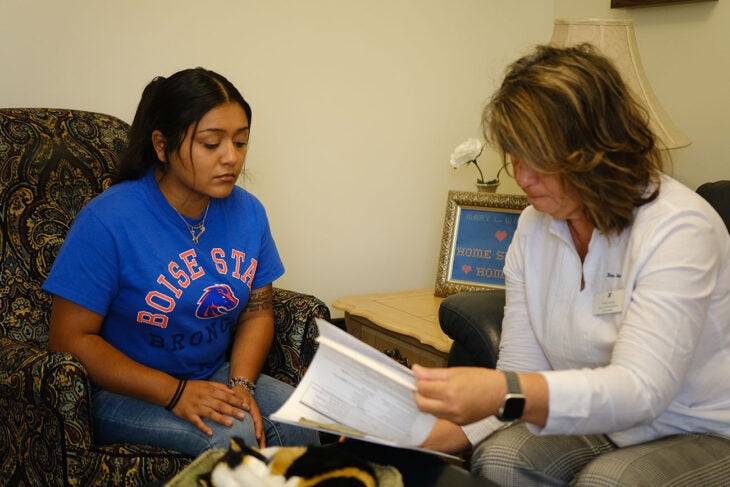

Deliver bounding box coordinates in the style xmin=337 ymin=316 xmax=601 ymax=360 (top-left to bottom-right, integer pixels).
xmin=413 ymin=364 xmax=549 ymax=428
xmin=412 ymin=365 xmax=500 ymax=425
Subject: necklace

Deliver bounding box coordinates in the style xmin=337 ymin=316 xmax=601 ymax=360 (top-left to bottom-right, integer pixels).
xmin=174 ymin=201 xmax=210 ymax=245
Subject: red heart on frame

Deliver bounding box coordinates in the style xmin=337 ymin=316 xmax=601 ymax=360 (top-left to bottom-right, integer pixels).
xmin=495 ymin=230 xmax=508 ymax=242
xmin=461 ymin=265 xmax=472 ymax=274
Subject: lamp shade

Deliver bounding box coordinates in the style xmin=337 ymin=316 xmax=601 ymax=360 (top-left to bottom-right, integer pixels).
xmin=550 ymin=18 xmax=690 ymax=149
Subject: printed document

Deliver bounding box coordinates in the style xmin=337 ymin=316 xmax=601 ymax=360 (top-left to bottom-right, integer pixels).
xmin=272 ymin=318 xmax=451 ymax=456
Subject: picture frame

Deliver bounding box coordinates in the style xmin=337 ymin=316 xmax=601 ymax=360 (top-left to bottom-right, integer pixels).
xmin=434 ymin=191 xmax=529 ymax=297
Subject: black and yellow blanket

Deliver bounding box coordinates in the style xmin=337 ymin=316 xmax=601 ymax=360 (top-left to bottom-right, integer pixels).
xmin=164 ymin=437 xmax=403 ymax=487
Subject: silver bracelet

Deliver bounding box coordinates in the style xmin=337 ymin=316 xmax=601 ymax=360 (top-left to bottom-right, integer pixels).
xmin=228 ymin=376 xmax=256 ymax=394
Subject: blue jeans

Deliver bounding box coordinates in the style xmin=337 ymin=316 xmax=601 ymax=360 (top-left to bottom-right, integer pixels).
xmin=91 ymin=363 xmax=320 ymax=457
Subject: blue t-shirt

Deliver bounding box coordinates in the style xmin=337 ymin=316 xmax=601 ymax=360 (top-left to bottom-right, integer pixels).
xmin=42 ymin=169 xmax=284 ymax=380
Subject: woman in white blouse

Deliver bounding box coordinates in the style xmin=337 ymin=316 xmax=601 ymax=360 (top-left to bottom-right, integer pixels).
xmin=415 ymin=44 xmax=730 ymax=486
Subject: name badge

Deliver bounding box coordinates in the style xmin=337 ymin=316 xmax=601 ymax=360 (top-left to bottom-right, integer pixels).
xmin=593 ymin=289 xmax=625 ymax=315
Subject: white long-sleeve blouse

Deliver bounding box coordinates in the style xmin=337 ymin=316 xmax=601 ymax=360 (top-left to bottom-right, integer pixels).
xmin=462 ymin=176 xmax=730 ymax=447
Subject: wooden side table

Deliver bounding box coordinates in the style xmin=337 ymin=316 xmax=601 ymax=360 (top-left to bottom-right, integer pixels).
xmin=332 ymin=289 xmax=451 ymax=368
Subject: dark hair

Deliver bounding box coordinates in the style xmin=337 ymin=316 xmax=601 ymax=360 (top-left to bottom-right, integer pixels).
xmin=483 ymin=44 xmax=664 ymax=235
xmin=115 ymin=67 xmax=252 ymax=182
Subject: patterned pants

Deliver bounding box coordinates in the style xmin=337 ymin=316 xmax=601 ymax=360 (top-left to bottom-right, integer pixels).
xmin=470 ymin=422 xmax=730 ymax=486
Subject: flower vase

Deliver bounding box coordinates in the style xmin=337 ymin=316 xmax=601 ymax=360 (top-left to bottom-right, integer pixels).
xmin=476 ymin=182 xmax=499 ymax=193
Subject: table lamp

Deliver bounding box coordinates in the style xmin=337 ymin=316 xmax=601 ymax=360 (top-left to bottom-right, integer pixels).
xmin=550 ymin=18 xmax=691 ymax=149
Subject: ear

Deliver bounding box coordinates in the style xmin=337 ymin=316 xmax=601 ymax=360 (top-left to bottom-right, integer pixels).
xmin=151 ymin=130 xmax=167 ymax=162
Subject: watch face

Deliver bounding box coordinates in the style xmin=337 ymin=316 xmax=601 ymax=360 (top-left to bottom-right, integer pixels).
xmin=500 ymin=394 xmax=526 ymax=421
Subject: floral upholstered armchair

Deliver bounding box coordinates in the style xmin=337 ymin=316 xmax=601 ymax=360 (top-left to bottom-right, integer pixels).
xmin=0 ymin=108 xmax=330 ymax=486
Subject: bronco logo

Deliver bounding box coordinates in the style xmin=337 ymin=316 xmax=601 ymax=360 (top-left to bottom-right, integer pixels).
xmin=196 ymin=284 xmax=240 ymax=319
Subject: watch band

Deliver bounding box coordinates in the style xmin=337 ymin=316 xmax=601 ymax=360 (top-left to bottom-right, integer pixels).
xmin=498 ymin=370 xmax=526 ymax=421
xmin=504 ymin=370 xmax=522 ymax=394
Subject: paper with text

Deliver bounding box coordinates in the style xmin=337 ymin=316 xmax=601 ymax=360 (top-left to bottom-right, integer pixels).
xmin=271 ymin=318 xmax=440 ymax=452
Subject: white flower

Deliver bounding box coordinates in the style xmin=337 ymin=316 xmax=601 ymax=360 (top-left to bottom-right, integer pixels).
xmin=449 ymin=138 xmax=483 ymax=169
xmin=450 ymin=137 xmax=492 ymax=183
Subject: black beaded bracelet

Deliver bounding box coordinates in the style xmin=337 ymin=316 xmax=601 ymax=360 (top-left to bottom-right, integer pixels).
xmin=228 ymin=376 xmax=256 ymax=394
xmin=165 ymin=379 xmax=187 ymax=411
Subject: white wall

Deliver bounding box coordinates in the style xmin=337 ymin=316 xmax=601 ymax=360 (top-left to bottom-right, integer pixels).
xmin=1 ymin=1 xmax=727 ymax=316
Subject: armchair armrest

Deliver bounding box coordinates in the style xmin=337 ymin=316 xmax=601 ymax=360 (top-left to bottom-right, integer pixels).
xmin=438 ymin=290 xmax=505 ymax=369
xmin=267 ymin=287 xmax=331 ymax=386
xmin=0 ymin=336 xmax=94 ymax=479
